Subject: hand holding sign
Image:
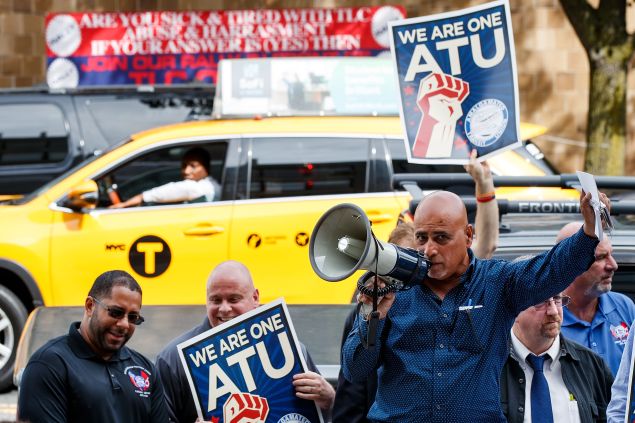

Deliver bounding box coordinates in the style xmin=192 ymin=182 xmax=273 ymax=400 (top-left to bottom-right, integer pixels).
xmin=414 ymin=72 xmax=469 ymax=158
xmin=292 ymin=371 xmax=336 ymax=410
xmin=463 ymin=148 xmax=492 ymax=186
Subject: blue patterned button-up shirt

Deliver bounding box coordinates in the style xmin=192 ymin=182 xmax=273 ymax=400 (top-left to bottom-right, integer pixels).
xmin=341 ymin=228 xmax=598 ymax=423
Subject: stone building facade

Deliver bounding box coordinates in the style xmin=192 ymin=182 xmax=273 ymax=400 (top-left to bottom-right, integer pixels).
xmin=0 ymin=0 xmax=633 ymax=174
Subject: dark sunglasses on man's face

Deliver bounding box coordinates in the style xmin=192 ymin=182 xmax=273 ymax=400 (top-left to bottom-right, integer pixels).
xmin=91 ymin=296 xmax=145 ymax=325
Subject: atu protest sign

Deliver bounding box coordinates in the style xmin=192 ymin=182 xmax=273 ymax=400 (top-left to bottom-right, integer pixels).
xmin=177 ymin=299 xmax=322 ymax=423
xmin=388 ymin=0 xmax=520 ymax=164
xmin=44 ymin=6 xmax=405 ymax=88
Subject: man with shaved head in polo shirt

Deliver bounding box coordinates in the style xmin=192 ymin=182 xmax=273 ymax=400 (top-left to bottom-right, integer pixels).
xmin=342 ymin=190 xmax=608 ymax=422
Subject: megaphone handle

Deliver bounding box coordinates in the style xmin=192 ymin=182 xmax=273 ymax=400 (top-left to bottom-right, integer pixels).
xmin=366 ymin=311 xmax=380 ymax=348
xmin=372 ymin=273 xmax=379 ymax=309
xmin=356 ymin=302 xmax=380 ymax=349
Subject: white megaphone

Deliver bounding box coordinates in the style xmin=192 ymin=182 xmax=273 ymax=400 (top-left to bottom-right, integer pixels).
xmin=309 ymin=203 xmax=429 ymax=291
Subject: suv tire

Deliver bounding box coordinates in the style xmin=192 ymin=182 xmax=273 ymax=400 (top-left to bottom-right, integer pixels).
xmin=0 ymin=286 xmax=27 ymax=391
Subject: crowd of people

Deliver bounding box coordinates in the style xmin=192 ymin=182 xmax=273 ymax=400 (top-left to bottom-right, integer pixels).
xmin=16 ymin=152 xmax=634 ymax=423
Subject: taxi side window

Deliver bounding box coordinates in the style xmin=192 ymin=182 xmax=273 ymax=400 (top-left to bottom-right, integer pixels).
xmin=95 ymin=142 xmax=228 ymax=207
xmin=248 ymin=137 xmax=368 ymax=199
xmin=0 ymin=104 xmax=69 ymax=166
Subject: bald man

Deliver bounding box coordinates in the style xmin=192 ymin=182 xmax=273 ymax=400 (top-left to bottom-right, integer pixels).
xmin=556 ymin=221 xmax=635 ymax=374
xmin=156 ymin=260 xmax=334 ymax=423
xmin=342 ymin=190 xmax=607 ymax=422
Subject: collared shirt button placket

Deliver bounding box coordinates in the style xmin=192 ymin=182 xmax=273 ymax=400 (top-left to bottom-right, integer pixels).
xmin=590 ymin=333 xmax=599 ymax=352
xmin=439 ymin=306 xmax=452 ymax=330
xmin=432 ymin=305 xmax=452 ymax=421
xmin=431 ymin=328 xmax=444 ymax=418
xmin=432 ymin=402 xmax=444 ymax=423
xmin=438 ymin=308 xmax=450 ymax=351
xmin=435 ymin=307 xmax=451 ymax=366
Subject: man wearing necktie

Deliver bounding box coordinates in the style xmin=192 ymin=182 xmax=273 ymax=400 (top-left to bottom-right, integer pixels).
xmin=500 ymin=293 xmax=614 ymax=422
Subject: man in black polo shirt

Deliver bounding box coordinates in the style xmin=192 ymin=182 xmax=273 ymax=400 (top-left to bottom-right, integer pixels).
xmin=17 ymin=270 xmax=168 ymax=423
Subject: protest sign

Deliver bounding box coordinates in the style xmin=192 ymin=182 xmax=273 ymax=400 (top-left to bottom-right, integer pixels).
xmin=45 ymin=6 xmax=405 ymax=88
xmin=177 ymin=299 xmax=322 ymax=423
xmin=388 ymin=0 xmax=520 ymax=164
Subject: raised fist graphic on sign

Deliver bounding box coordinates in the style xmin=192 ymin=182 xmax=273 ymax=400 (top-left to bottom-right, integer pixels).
xmin=413 ymin=72 xmax=470 ymax=158
xmin=222 ymin=392 xmax=269 ymax=423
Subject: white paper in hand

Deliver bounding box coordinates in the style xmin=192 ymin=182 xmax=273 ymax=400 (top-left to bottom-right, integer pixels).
xmin=576 ymin=170 xmax=603 ymax=241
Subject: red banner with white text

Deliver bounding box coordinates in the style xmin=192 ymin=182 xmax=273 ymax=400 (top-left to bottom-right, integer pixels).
xmin=45 ymin=6 xmax=406 ymax=88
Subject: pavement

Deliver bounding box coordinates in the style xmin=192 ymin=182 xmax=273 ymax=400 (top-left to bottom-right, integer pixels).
xmin=0 ymin=389 xmax=16 ymax=422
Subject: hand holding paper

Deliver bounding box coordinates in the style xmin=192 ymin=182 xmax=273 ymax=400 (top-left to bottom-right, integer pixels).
xmin=576 ymin=171 xmax=612 ymax=240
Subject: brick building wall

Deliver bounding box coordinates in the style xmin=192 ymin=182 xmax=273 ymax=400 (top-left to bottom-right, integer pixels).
xmin=0 ymin=0 xmax=633 ymax=174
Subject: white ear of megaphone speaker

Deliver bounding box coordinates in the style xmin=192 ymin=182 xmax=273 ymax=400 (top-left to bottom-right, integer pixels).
xmin=309 ymin=203 xmax=429 ymax=287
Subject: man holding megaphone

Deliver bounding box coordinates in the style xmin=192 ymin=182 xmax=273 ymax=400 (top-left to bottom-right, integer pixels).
xmin=337 ymin=189 xmax=608 ymax=422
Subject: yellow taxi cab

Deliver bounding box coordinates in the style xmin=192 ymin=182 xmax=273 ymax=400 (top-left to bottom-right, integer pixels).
xmin=0 ymin=57 xmax=576 ymax=390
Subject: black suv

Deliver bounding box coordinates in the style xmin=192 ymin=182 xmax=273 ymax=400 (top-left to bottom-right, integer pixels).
xmin=0 ymin=84 xmax=214 ymax=196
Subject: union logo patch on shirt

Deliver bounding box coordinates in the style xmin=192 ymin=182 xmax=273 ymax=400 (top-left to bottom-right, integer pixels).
xmin=124 ymin=365 xmax=151 ymax=397
xmin=610 ymin=322 xmax=630 ymax=345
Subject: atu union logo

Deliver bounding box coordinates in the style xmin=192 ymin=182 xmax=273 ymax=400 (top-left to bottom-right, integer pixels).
xmin=277 ymin=413 xmax=311 ymax=423
xmin=465 ymin=98 xmax=509 ymax=147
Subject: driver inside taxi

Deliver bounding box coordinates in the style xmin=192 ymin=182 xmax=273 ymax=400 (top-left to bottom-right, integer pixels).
xmin=109 ymin=147 xmax=217 ymax=208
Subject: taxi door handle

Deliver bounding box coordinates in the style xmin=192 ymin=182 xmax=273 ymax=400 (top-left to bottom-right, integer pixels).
xmin=364 ymin=212 xmax=393 ymax=224
xmin=183 ymin=225 xmax=225 ymax=236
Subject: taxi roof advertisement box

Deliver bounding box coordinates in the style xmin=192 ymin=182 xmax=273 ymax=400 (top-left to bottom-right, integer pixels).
xmin=388 ymin=0 xmax=521 ymax=165
xmin=44 ymin=6 xmax=406 ymax=88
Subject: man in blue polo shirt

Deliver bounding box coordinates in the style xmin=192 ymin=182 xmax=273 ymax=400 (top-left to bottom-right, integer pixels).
xmin=341 ymin=190 xmax=606 ymax=422
xmin=557 ymin=222 xmax=635 ymax=374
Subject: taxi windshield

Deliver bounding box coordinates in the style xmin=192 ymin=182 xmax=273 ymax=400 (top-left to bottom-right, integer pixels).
xmin=12 ymin=139 xmax=132 ymax=205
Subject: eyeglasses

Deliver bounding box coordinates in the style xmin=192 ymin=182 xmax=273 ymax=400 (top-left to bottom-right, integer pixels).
xmin=91 ymin=296 xmax=145 ymax=325
xmin=533 ymin=295 xmax=571 ymax=310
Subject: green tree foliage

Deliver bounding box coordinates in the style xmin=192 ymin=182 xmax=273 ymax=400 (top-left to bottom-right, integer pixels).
xmin=560 ymin=0 xmax=632 ymax=175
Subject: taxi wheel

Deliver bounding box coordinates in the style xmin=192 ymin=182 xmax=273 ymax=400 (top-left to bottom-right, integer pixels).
xmin=0 ymin=286 xmax=27 ymax=392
